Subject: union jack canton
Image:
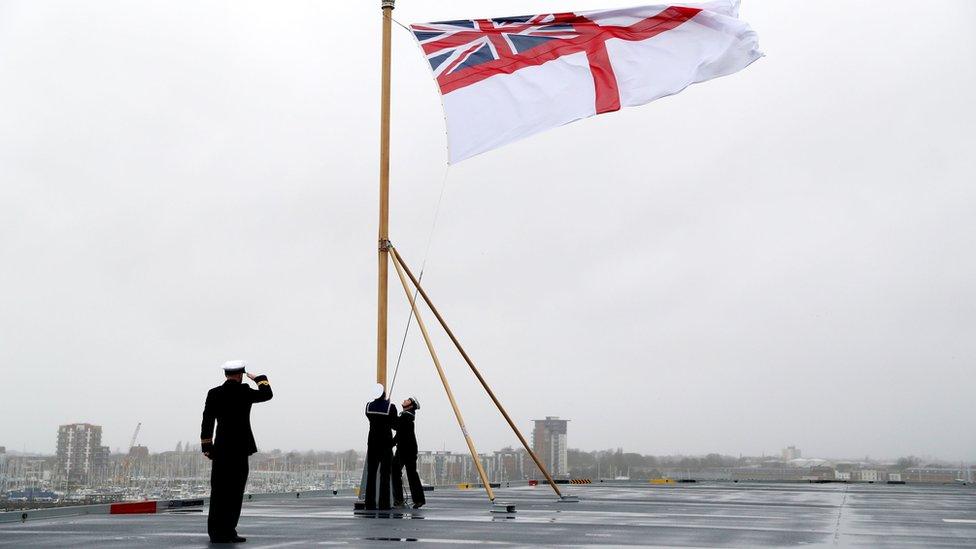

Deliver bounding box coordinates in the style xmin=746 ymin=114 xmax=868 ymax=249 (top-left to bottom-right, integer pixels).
xmin=411 ymin=15 xmax=584 ymax=95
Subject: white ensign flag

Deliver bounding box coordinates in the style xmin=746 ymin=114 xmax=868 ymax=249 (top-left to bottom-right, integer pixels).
xmin=410 ymin=1 xmax=762 ymax=163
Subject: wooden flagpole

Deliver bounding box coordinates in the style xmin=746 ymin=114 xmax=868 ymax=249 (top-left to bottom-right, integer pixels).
xmin=390 ymin=246 xmax=496 ymax=502
xmin=390 ymin=248 xmax=565 ymax=499
xmin=376 ymin=0 xmax=394 ymax=387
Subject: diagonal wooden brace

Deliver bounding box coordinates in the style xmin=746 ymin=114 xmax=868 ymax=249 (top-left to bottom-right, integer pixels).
xmin=390 ymin=246 xmax=496 ymax=503
xmin=390 ymin=246 xmax=565 ymax=499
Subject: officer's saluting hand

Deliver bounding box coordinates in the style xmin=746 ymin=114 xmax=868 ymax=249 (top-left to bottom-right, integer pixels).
xmin=200 ymin=360 xmax=273 ymax=544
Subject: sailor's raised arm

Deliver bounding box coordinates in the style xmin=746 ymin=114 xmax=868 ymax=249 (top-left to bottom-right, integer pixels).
xmin=201 ymin=390 xmax=216 ymax=457
xmin=245 ymin=372 xmax=273 ymax=403
xmin=389 ymin=403 xmax=399 ymax=430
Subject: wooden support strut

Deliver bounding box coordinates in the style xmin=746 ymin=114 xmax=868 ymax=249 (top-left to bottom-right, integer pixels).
xmin=390 ymin=246 xmax=496 ymax=502
xmin=390 ymin=247 xmax=564 ymax=498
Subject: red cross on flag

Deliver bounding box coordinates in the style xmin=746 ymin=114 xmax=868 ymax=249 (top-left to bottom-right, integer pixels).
xmin=410 ymin=1 xmax=762 ymax=163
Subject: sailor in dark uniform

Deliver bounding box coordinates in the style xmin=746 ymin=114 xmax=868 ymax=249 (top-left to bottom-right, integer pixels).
xmin=392 ymin=397 xmax=425 ymax=509
xmin=364 ymin=383 xmax=397 ymax=510
xmin=201 ymin=360 xmax=273 ymax=543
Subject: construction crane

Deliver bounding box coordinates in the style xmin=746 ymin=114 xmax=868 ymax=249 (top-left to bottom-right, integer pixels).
xmin=127 ymin=423 xmax=141 ymax=454
xmin=114 ymin=422 xmax=142 ymax=486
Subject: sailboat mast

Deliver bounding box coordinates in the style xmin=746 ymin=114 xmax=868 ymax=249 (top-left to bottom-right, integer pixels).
xmin=376 ymin=0 xmax=394 ymax=387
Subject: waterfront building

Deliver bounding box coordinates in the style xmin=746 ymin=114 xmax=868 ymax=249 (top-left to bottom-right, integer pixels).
xmin=532 ymin=417 xmax=569 ymax=478
xmin=782 ymin=445 xmax=802 ymax=461
xmin=56 ymin=423 xmax=109 ymax=487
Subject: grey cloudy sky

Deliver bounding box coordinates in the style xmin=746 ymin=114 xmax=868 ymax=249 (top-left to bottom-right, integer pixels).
xmin=1 ymin=0 xmax=974 ymax=461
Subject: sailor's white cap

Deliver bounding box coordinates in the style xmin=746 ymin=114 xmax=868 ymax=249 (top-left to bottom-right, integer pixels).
xmin=371 ymin=383 xmax=385 ymax=399
xmin=222 ymin=360 xmax=247 ymax=375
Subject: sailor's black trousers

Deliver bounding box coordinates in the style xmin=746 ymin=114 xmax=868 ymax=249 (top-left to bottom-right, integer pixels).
xmin=365 ymin=445 xmax=393 ymax=510
xmin=208 ymin=454 xmax=249 ymax=541
xmin=392 ymin=452 xmax=425 ymax=506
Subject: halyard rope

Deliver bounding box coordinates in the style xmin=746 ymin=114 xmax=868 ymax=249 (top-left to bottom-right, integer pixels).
xmin=389 ymin=165 xmax=450 ymax=397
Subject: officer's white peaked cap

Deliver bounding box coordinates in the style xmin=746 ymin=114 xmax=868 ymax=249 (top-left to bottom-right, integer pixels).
xmin=371 ymin=383 xmax=385 ymax=399
xmin=222 ymin=360 xmax=247 ymax=374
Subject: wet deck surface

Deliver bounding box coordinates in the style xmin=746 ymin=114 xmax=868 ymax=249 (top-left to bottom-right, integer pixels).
xmin=1 ymin=483 xmax=974 ymax=547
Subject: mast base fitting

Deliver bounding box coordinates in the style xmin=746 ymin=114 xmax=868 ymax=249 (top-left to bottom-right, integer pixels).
xmin=381 ymin=0 xmax=395 ymax=9
xmin=558 ymin=495 xmax=580 ymax=503
xmin=491 ymin=502 xmax=517 ymax=513
xmin=379 ymin=239 xmax=392 ymax=251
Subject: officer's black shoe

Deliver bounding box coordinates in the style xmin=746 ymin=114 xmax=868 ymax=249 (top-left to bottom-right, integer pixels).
xmin=412 ymin=502 xmax=425 ymax=509
xmin=231 ymin=536 xmax=246 ymax=543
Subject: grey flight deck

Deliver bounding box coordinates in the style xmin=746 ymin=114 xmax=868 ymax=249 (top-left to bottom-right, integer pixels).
xmin=1 ymin=482 xmax=974 ymax=547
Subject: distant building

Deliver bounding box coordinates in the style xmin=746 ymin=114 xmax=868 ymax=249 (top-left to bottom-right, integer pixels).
xmin=532 ymin=417 xmax=569 ymax=478
xmin=833 ymin=461 xmax=858 ymax=473
xmin=415 ymin=449 xmax=525 ymax=485
xmin=125 ymin=445 xmax=151 ymax=479
xmin=128 ymin=445 xmax=150 ymax=460
xmin=805 ymin=465 xmax=835 ymax=481
xmin=904 ymin=467 xmax=971 ymax=483
xmin=417 ymin=451 xmax=467 ymax=485
xmin=489 ymin=448 xmax=526 ymax=482
xmin=853 ymin=469 xmax=880 ymax=482
xmin=0 ymin=447 xmax=7 ymax=492
xmin=731 ymin=464 xmax=805 ymax=481
xmin=781 ymin=446 xmax=802 ymax=461
xmin=56 ymin=423 xmax=109 ymax=486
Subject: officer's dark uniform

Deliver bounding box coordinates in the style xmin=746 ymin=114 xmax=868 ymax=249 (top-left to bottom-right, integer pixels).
xmin=201 ymin=374 xmax=272 ymax=542
xmin=364 ymin=396 xmax=397 ymax=510
xmin=392 ymin=404 xmax=425 ymax=508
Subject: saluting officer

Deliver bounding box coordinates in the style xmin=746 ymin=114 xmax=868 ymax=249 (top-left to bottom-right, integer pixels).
xmin=201 ymin=360 xmax=273 ymax=544
xmin=392 ymin=396 xmax=425 ymax=509
xmin=364 ymin=383 xmax=397 ymax=510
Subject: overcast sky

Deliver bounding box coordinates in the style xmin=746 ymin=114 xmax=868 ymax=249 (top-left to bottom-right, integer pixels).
xmin=1 ymin=0 xmax=974 ymax=461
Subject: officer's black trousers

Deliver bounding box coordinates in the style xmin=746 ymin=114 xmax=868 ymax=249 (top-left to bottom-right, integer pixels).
xmin=364 ymin=445 xmax=393 ymax=509
xmin=208 ymin=455 xmax=249 ymax=541
xmin=392 ymin=452 xmax=425 ymax=506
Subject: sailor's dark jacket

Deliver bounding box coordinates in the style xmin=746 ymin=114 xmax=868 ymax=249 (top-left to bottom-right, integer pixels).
xmin=200 ymin=376 xmax=273 ymax=458
xmin=393 ymin=410 xmax=418 ymax=457
xmin=365 ymin=398 xmax=398 ymax=448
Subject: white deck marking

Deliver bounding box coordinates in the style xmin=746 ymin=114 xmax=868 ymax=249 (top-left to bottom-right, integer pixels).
xmin=258 ymin=542 xmax=313 ymax=548
xmin=942 ymin=519 xmax=976 ymax=524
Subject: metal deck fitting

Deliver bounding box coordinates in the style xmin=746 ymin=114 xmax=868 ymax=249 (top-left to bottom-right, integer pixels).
xmin=490 ymin=502 xmax=516 ymax=513
xmin=557 ymin=494 xmax=580 ymax=503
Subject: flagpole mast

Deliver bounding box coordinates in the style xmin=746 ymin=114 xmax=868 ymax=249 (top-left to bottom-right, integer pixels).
xmin=376 ymin=0 xmax=394 ymax=387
